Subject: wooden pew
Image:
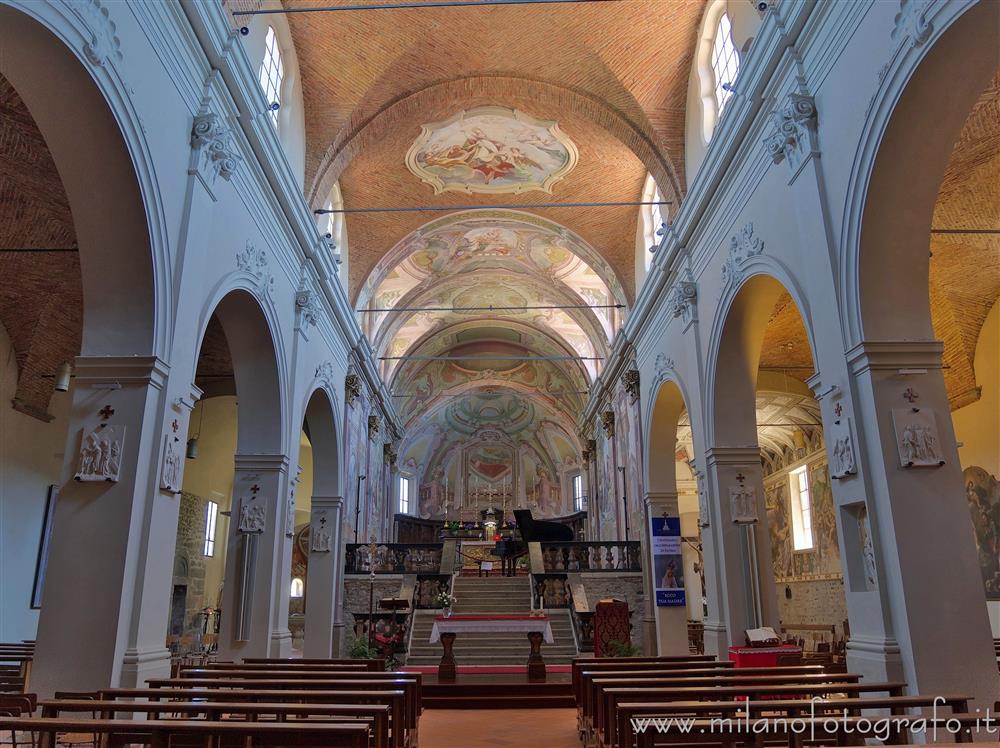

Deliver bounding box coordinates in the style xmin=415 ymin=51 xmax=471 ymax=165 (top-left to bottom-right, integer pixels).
xmin=101 ymin=688 xmax=407 ymax=748
xmin=40 ymin=698 xmax=391 ymax=748
xmin=573 ymin=661 xmax=735 ymax=706
xmin=585 ymin=669 xmax=855 ymax=744
xmin=0 ymin=716 xmax=370 ymax=748
xmin=614 ymin=694 xmax=971 ymax=748
xmin=0 ymin=656 xmax=32 ymax=693
xmin=573 ymin=662 xmax=826 ymax=711
xmin=243 ymin=658 xmax=384 ymax=672
xmin=632 ymin=712 xmax=985 ymax=747
xmin=144 ymin=678 xmax=421 ymax=748
xmin=572 ymin=656 xmax=719 ymax=701
xmin=590 ymin=672 xmax=868 ymax=748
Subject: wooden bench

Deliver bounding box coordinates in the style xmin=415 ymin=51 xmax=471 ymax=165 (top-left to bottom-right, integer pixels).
xmin=590 ymin=673 xmax=871 ymax=748
xmin=242 ymin=658 xmax=384 ymax=672
xmin=40 ymin=698 xmax=392 ymax=748
xmin=632 ymin=713 xmax=986 ymax=747
xmin=0 ymin=716 xmax=370 ymax=748
xmin=614 ymin=694 xmax=971 ymax=748
xmin=586 ymin=670 xmax=859 ymax=745
xmin=573 ymin=661 xmax=736 ymax=706
xmin=101 ymin=687 xmax=408 ymax=748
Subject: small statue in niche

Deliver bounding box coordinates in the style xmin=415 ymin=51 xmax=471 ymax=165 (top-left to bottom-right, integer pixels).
xmin=238 ymin=496 xmax=266 ymax=534
xmin=311 ymin=515 xmax=332 ymax=553
xmin=160 ymin=435 xmax=183 ymax=493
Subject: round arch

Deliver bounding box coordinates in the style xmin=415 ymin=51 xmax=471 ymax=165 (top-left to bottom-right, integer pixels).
xmin=645 ymin=375 xmax=694 ymax=493
xmin=842 ymin=0 xmax=1000 ymax=344
xmin=301 ymin=386 xmax=342 ymax=499
xmin=0 ymin=3 xmax=162 ymax=356
xmin=195 ymin=289 xmax=285 ymax=455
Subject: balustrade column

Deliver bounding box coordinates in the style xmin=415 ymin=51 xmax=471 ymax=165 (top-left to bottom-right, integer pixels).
xmin=304 ymin=495 xmax=345 ymax=657
xmin=218 ymin=453 xmax=292 ymax=659
xmin=700 ymin=447 xmax=780 ymax=656
xmin=642 ymin=491 xmax=689 ymax=655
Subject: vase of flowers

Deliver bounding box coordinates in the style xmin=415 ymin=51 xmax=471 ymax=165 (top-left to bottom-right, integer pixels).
xmin=434 ymin=590 xmax=457 ymax=617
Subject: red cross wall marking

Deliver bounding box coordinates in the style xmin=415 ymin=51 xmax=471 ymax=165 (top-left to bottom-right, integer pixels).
xmin=99 ymin=405 xmax=115 ymax=420
xmin=903 ymin=388 xmax=919 ymax=403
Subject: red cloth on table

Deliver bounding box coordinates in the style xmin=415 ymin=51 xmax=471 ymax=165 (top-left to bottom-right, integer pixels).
xmin=594 ymin=600 xmax=631 ymax=657
xmin=728 ymin=644 xmax=802 ymax=667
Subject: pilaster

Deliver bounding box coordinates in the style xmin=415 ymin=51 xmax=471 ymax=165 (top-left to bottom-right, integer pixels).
xmin=304 ymin=495 xmax=346 ymax=658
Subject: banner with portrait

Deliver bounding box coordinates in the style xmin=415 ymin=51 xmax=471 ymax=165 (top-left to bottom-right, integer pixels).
xmin=651 ymin=516 xmax=685 ymax=607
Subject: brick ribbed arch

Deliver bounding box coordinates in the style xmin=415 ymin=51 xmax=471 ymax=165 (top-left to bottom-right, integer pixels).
xmin=307 ymin=75 xmax=683 ymax=211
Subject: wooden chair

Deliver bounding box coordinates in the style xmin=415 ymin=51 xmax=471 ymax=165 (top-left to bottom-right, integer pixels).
xmin=0 ymin=695 xmax=36 ymax=748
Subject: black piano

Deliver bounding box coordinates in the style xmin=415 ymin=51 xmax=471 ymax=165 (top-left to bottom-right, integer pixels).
xmin=491 ymin=510 xmax=574 ymax=576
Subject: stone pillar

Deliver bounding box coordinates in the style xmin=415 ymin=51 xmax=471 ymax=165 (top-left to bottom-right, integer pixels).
xmin=304 ymin=495 xmax=345 ymax=658
xmin=845 ymin=341 xmax=999 ymax=705
xmin=218 ymin=453 xmax=292 ymax=659
xmin=31 ymin=356 xmax=174 ymax=696
xmin=700 ymin=447 xmax=780 ymax=655
xmin=643 ymin=491 xmax=690 ymax=655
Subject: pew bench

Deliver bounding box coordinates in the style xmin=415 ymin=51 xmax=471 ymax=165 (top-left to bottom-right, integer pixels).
xmin=0 ymin=716 xmax=371 ymax=748
xmin=39 ymin=698 xmax=392 ymax=748
xmin=613 ymin=694 xmax=971 ymax=748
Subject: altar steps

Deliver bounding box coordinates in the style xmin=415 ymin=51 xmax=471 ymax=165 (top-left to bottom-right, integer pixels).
xmin=405 ymin=576 xmax=580 ymax=666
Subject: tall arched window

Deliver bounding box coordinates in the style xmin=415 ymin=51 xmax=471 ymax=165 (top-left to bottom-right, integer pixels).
xmin=711 ymin=13 xmax=740 ymax=116
xmin=640 ymin=173 xmax=666 ymax=270
xmin=259 ymin=26 xmax=284 ymax=128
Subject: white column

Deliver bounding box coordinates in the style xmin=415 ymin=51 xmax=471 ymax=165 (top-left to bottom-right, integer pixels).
xmin=218 ymin=453 xmax=292 ymax=659
xmin=845 ymin=341 xmax=1000 ymax=705
xmin=643 ymin=491 xmax=690 ymax=655
xmin=304 ymin=495 xmax=345 ymax=658
xmin=700 ymin=447 xmax=780 ymax=656
xmin=31 ymin=356 xmax=174 ymax=696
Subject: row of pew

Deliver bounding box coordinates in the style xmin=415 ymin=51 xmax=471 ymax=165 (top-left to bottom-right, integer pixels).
xmin=572 ymin=654 xmax=980 ymax=748
xmin=0 ymin=656 xmax=419 ymax=748
xmin=0 ymin=641 xmax=33 ymax=694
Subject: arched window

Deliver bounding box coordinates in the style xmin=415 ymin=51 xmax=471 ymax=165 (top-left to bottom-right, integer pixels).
xmin=259 ymin=26 xmax=284 ymax=128
xmin=640 ymin=173 xmax=666 ymax=270
xmin=290 ymin=577 xmax=304 ymax=598
xmin=711 ymin=13 xmax=740 ymax=116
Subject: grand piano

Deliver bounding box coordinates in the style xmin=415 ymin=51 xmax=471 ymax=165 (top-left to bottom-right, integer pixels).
xmin=491 ymin=509 xmax=574 ymax=576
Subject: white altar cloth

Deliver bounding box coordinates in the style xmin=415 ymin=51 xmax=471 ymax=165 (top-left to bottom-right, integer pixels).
xmin=429 ymin=615 xmax=554 ymax=644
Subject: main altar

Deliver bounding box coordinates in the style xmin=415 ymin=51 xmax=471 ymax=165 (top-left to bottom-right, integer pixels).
xmin=429 ymin=614 xmax=554 ymax=681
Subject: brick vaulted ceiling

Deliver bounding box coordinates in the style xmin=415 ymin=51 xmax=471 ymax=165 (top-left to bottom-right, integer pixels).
xmin=286 ymin=0 xmax=707 ymax=300
xmin=0 ymin=73 xmax=82 ymax=421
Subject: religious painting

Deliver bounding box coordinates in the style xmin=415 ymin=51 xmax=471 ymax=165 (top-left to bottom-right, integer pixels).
xmin=764 ymin=454 xmax=841 ymax=581
xmin=405 ymin=106 xmax=579 ymax=194
xmin=964 ymin=465 xmax=1000 ymax=599
xmin=74 ymin=423 xmax=124 ymax=482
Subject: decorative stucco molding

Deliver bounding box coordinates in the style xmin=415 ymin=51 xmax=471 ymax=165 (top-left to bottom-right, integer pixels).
xmin=667 ymin=279 xmax=698 ymax=327
xmin=720 ymin=223 xmax=764 ymax=288
xmin=192 ymin=112 xmax=242 ymax=184
xmin=623 ymin=370 xmax=640 ymax=404
xmin=345 ymin=373 xmax=362 ymax=407
xmin=762 ymin=93 xmax=817 ymax=176
xmin=75 ymin=0 xmax=123 ymax=68
xmin=295 ymin=285 xmax=321 ymax=327
xmin=891 ymin=0 xmax=934 ymax=48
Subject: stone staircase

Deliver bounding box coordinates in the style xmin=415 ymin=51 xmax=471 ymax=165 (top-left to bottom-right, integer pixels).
xmin=405 ymin=575 xmax=579 ymax=666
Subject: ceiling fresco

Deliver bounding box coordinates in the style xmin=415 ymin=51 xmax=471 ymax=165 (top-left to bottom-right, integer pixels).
xmin=405 ymin=106 xmax=579 ymax=195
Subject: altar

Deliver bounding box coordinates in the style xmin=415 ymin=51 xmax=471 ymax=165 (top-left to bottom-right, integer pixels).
xmin=429 ymin=614 xmax=554 ymax=681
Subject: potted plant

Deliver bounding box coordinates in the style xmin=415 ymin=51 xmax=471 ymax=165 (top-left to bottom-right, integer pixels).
xmin=606 ymin=639 xmax=641 ymax=657
xmin=433 ymin=590 xmax=458 ymax=617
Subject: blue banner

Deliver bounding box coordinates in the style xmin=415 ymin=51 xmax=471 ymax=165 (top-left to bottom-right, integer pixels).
xmin=651 ymin=516 xmax=686 ymax=607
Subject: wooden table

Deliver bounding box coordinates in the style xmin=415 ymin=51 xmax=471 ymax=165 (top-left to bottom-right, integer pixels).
xmin=429 ymin=614 xmax=554 ymax=681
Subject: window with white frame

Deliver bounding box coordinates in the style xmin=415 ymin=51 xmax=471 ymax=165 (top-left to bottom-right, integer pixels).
xmin=641 ymin=173 xmax=667 ymax=270
xmin=203 ymin=500 xmax=219 ymax=557
xmin=711 ymin=13 xmax=740 ymax=116
xmin=258 ymin=26 xmax=284 ymax=127
xmin=573 ymin=474 xmax=585 ymax=512
xmin=788 ymin=466 xmax=814 ymax=551
xmin=290 ymin=577 xmax=304 ymax=598
xmin=399 ymin=476 xmax=412 ymax=515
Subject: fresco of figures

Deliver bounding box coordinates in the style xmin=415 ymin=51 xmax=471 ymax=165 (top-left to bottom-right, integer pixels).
xmin=397 ymin=387 xmax=580 ymax=520
xmin=964 ymin=465 xmax=1000 ymax=599
xmin=764 ymin=454 xmax=841 ymax=581
xmin=405 ymin=107 xmax=579 ymax=195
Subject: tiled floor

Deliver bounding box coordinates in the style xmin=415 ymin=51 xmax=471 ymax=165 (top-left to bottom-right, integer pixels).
xmin=420 ymin=708 xmax=579 ymax=747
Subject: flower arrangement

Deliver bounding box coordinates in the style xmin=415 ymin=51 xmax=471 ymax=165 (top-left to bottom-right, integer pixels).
xmin=445 ymin=520 xmax=461 ymax=533
xmin=433 ymin=590 xmax=457 ymax=609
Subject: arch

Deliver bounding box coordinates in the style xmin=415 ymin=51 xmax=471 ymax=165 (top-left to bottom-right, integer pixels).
xmin=195 ymin=289 xmax=285 ymax=454
xmin=707 ymin=264 xmax=818 ymax=447
xmin=307 ymin=75 xmax=683 ymax=212
xmin=841 ymin=0 xmax=1000 ymax=344
xmin=301 ymin=386 xmax=342 ymax=498
xmin=645 ymin=374 xmax=694 ymax=492
xmin=0 ymin=2 xmax=163 ymax=356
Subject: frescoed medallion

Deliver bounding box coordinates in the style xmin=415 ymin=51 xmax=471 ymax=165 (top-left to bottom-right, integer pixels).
xmin=405 ymin=106 xmax=578 ymax=194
